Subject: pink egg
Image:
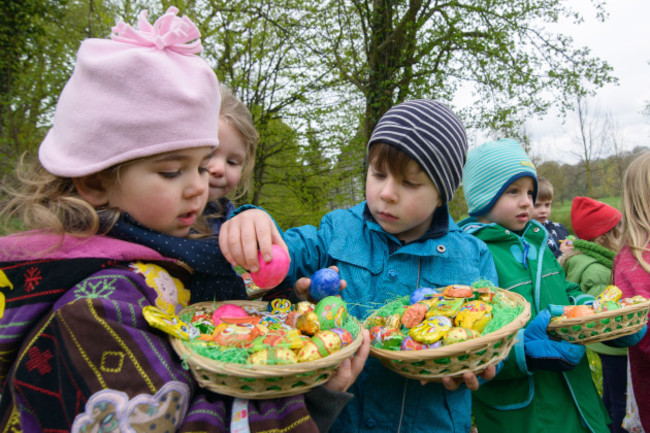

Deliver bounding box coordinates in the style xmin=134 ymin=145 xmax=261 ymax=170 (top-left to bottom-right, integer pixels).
xmin=211 ymin=304 xmax=248 ymax=325
xmin=249 ymin=245 xmax=291 ymax=289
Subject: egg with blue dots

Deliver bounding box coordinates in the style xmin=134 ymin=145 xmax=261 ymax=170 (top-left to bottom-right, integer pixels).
xmin=309 ymin=268 xmax=341 ymax=301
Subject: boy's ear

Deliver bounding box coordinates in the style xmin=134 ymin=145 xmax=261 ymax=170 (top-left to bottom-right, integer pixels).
xmin=73 ymin=174 xmax=110 ymax=207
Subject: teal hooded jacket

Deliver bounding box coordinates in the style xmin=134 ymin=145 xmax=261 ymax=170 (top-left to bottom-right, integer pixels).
xmin=282 ymin=202 xmax=498 ymax=433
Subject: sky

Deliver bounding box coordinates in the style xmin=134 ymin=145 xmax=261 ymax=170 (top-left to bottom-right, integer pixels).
xmin=524 ymin=0 xmax=650 ymax=164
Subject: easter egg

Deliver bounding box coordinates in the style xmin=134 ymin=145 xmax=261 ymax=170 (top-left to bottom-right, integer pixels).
xmin=249 ymin=347 xmax=298 ymax=365
xmin=309 ymin=268 xmax=340 ymax=301
xmin=297 ymin=330 xmax=342 ymax=362
xmin=249 ymin=245 xmax=291 ymax=289
xmin=409 ymin=287 xmax=440 ymax=304
xmin=211 ymin=304 xmax=248 ymax=326
xmin=313 ymin=296 xmax=348 ymax=330
xmin=566 ymin=305 xmax=594 ymax=318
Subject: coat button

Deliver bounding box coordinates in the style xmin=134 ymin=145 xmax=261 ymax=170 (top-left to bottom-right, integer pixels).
xmin=505 ymin=230 xmax=511 ymax=234
xmin=388 ymin=270 xmax=397 ymax=278
xmin=365 ymin=418 xmax=376 ymax=428
xmin=436 ymin=244 xmax=446 ymax=253
xmin=533 ymin=227 xmax=540 ymax=232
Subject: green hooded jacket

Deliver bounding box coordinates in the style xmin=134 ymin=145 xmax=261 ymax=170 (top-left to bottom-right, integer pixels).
xmin=561 ymin=248 xmax=627 ymax=356
xmin=459 ymin=218 xmax=610 ymax=433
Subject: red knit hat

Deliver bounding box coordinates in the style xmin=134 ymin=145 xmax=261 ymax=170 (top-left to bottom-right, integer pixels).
xmin=570 ymin=197 xmax=622 ymax=241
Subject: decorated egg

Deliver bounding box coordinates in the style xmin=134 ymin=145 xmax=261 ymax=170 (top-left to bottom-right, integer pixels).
xmin=313 ymin=296 xmax=348 ymax=330
xmin=455 ymin=300 xmax=493 ymax=332
xmin=410 ymin=287 xmax=441 ymax=304
xmin=211 ymin=304 xmax=249 ymax=326
xmin=297 ymin=330 xmax=342 ymax=362
xmin=249 ymin=347 xmax=298 ymax=365
xmin=331 ymin=328 xmax=354 ymax=347
xmin=249 ymin=245 xmax=291 ymax=289
xmin=400 ymin=336 xmax=441 ymax=351
xmin=401 ymin=303 xmax=428 ymax=328
xmin=409 ymin=316 xmax=452 ymax=344
xmin=295 ymin=301 xmax=316 ymax=315
xmin=296 ymin=311 xmax=321 ymax=335
xmin=442 ymin=285 xmax=474 ymax=298
xmin=309 ymin=268 xmax=341 ymax=301
xmin=443 ymin=327 xmax=481 ymax=345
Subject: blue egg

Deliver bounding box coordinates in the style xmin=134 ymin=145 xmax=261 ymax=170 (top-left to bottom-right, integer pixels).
xmin=309 ymin=268 xmax=341 ymax=301
xmin=409 ymin=287 xmax=440 ymax=304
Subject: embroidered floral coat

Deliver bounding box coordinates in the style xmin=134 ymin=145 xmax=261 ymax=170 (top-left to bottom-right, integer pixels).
xmin=0 ymin=233 xmax=317 ymax=432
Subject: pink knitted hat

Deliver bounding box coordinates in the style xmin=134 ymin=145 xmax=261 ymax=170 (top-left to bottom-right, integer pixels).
xmin=39 ymin=7 xmax=221 ymax=177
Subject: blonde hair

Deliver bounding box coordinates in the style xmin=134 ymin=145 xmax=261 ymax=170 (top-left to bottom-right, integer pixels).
xmin=620 ymin=152 xmax=650 ymax=272
xmin=592 ymin=220 xmax=622 ymax=252
xmin=536 ymin=177 xmax=554 ymax=201
xmin=1 ymin=153 xmax=211 ymax=238
xmin=1 ymin=154 xmax=100 ymax=237
xmin=219 ymin=85 xmax=258 ymax=201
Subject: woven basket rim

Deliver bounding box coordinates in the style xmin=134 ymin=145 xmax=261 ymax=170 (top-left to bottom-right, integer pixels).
xmin=547 ymin=299 xmax=650 ymax=330
xmin=366 ymin=289 xmax=531 ymax=362
xmin=170 ymin=300 xmax=363 ymax=378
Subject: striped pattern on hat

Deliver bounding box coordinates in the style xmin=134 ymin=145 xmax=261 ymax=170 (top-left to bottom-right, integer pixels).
xmin=462 ymin=139 xmax=537 ymax=216
xmin=368 ymin=100 xmax=467 ymax=203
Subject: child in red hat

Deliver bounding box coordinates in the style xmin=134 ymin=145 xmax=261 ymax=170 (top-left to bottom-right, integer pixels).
xmin=560 ymin=196 xmax=626 ymax=432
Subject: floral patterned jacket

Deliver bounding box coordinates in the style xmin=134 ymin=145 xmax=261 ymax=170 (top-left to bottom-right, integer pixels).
xmin=0 ymin=233 xmax=317 ymax=432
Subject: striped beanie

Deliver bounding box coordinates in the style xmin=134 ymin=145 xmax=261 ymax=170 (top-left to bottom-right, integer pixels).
xmin=368 ymin=100 xmax=467 ymax=203
xmin=463 ymin=139 xmax=537 ymax=216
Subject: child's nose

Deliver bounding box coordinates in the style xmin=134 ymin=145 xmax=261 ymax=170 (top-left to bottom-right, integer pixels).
xmin=379 ymin=181 xmax=398 ymax=201
xmin=186 ymin=172 xmax=208 ymax=197
xmin=208 ymin=159 xmax=225 ymax=176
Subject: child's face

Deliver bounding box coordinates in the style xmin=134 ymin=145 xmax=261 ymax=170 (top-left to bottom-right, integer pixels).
xmin=106 ymin=147 xmax=213 ymax=237
xmin=208 ymin=119 xmax=246 ymax=201
xmin=365 ymin=160 xmax=441 ymax=243
xmin=532 ymin=199 xmax=552 ymax=223
xmin=478 ymin=176 xmax=535 ymax=231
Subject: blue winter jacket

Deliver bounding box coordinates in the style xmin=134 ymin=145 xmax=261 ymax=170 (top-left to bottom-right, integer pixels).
xmin=281 ymin=202 xmax=498 ymax=433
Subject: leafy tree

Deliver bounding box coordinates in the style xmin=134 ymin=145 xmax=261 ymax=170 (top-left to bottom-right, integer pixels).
xmin=309 ymin=0 xmax=617 ymax=154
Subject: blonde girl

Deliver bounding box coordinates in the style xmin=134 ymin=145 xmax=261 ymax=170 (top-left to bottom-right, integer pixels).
xmin=204 ymin=85 xmax=259 ymax=233
xmin=0 ymin=8 xmax=367 ymax=432
xmin=613 ymin=151 xmax=650 ymax=432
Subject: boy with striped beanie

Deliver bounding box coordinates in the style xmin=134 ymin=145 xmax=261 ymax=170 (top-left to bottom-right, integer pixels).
xmin=225 ymin=99 xmax=500 ymax=433
xmin=459 ymin=139 xmax=611 ymax=433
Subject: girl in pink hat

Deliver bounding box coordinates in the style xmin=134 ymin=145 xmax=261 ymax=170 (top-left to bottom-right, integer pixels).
xmin=0 ymin=8 xmax=367 ymax=432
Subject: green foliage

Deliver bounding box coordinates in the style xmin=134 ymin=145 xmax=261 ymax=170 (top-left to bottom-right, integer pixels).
xmin=0 ymin=0 xmax=622 ymax=233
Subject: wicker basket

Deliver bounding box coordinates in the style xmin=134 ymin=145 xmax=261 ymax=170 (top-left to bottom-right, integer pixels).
xmin=366 ymin=290 xmax=531 ymax=381
xmin=547 ymin=300 xmax=650 ymax=344
xmin=170 ymin=300 xmax=363 ymax=399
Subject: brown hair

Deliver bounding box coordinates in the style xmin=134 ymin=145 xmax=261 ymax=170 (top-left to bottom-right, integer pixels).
xmin=536 ymin=176 xmax=554 ymax=201
xmin=367 ymin=142 xmax=424 ymax=180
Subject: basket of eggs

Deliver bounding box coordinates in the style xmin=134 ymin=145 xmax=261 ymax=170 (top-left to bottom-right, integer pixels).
xmin=147 ymin=296 xmax=363 ymax=399
xmin=364 ymin=283 xmax=531 ymax=381
xmin=547 ymin=285 xmax=650 ymax=344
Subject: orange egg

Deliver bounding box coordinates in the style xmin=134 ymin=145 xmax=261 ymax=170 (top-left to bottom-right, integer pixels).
xmin=566 ymin=305 xmax=594 ymax=318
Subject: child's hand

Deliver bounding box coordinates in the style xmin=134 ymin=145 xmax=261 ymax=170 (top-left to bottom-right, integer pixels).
xmin=219 ymin=209 xmax=287 ymax=272
xmin=293 ymin=266 xmax=347 ymax=301
xmin=426 ymin=365 xmax=496 ymax=391
xmin=323 ymin=329 xmax=370 ymax=393
xmin=559 ymin=239 xmax=574 ymax=254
